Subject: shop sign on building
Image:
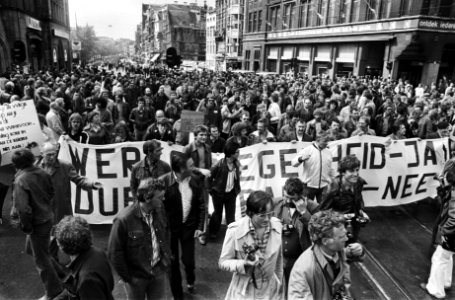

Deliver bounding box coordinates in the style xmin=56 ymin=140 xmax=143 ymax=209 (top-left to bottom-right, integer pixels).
xmin=25 ymin=17 xmax=41 ymax=31
xmin=53 ymin=28 xmax=70 ymax=39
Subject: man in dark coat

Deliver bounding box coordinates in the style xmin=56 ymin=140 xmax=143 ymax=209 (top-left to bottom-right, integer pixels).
xmin=55 ymin=216 xmax=114 ymax=300
xmin=160 ymin=155 xmax=205 ymax=299
xmin=11 ymin=148 xmax=64 ymax=299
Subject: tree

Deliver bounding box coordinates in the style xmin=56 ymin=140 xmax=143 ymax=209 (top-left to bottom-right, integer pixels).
xmin=76 ymin=25 xmax=98 ymax=65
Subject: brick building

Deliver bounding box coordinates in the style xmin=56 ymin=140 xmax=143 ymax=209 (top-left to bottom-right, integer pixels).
xmin=243 ymin=0 xmax=455 ymax=85
xmin=141 ymin=3 xmax=207 ymax=63
xmin=0 ymin=0 xmax=71 ymax=73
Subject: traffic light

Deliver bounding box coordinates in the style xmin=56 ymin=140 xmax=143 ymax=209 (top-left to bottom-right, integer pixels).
xmin=174 ymin=55 xmax=182 ymax=67
xmin=12 ymin=41 xmax=26 ymax=63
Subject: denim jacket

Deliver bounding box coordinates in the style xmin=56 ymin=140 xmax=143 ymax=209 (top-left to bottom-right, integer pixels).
xmin=108 ymin=201 xmax=172 ymax=282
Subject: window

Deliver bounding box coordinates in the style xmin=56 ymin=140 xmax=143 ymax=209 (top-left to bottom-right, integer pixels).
xmin=249 ymin=12 xmax=253 ymax=31
xmin=257 ymin=11 xmax=262 ymax=31
xmin=298 ymin=0 xmax=311 ymax=28
xmin=253 ymin=12 xmax=257 ymax=31
xmin=365 ymin=0 xmax=377 ymax=21
xmin=245 ymin=50 xmax=251 ymax=59
xmin=270 ymin=6 xmax=281 ymax=30
xmin=283 ymin=3 xmax=295 ymax=29
xmin=399 ymin=0 xmax=411 ymax=16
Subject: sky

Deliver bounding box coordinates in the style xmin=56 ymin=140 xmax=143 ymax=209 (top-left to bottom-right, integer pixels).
xmin=69 ymin=0 xmax=215 ymax=40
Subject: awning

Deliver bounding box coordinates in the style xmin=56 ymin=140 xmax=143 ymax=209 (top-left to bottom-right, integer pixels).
xmin=267 ymin=34 xmax=395 ymax=45
xmin=150 ymin=53 xmax=160 ymax=62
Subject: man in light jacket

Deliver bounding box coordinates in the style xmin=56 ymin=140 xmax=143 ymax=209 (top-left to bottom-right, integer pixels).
xmin=288 ymin=210 xmax=364 ymax=300
xmin=291 ymin=132 xmax=335 ymax=203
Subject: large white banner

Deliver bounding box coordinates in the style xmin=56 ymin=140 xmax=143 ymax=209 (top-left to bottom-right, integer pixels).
xmin=59 ymin=136 xmax=449 ymax=224
xmin=0 ymin=101 xmax=43 ymax=166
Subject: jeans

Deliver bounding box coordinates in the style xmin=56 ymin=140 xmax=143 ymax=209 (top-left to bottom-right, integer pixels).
xmin=208 ymin=190 xmax=237 ymax=235
xmin=134 ymin=129 xmax=147 ymax=141
xmin=303 ymin=186 xmax=325 ymax=203
xmin=426 ymin=245 xmax=453 ymax=298
xmin=169 ymin=228 xmax=195 ymax=300
xmin=124 ymin=272 xmax=171 ymax=300
xmin=26 ymin=222 xmax=63 ymax=298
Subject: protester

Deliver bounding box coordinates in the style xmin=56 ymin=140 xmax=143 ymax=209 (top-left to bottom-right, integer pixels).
xmin=36 ymin=142 xmax=102 ymax=224
xmin=108 ymin=178 xmax=172 ymax=300
xmin=291 ymin=132 xmax=335 ymax=202
xmin=288 ymin=210 xmax=364 ymax=300
xmin=319 ymin=155 xmax=370 ymax=243
xmin=274 ymin=177 xmax=319 ymax=284
xmin=219 ymin=190 xmax=285 ymax=299
xmin=10 ymin=148 xmax=64 ymax=300
xmin=421 ymin=159 xmax=455 ymax=299
xmin=207 ymin=124 xmax=226 ymax=153
xmin=249 ymin=117 xmax=276 ymax=144
xmin=207 ymin=142 xmax=241 ymax=239
xmin=55 ymin=216 xmax=114 ymax=300
xmin=129 ymin=97 xmax=153 ymax=141
xmin=160 ymin=155 xmax=205 ymax=299
xmin=226 ymin=122 xmax=249 ymax=148
xmin=183 ymin=125 xmax=212 ymax=245
xmin=130 ymin=139 xmax=171 ymax=199
xmin=84 ymin=111 xmax=111 ymax=145
xmin=66 ymin=113 xmax=89 ymax=143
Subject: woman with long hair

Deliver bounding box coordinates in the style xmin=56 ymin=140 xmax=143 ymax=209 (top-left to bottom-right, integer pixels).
xmin=67 ymin=113 xmax=89 ymax=144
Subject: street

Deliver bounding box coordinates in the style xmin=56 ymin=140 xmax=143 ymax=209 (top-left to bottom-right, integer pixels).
xmin=0 ymin=191 xmax=452 ymax=300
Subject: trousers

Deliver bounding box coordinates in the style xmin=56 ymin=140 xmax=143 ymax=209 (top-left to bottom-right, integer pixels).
xmin=426 ymin=245 xmax=453 ymax=298
xmin=124 ymin=272 xmax=171 ymax=300
xmin=169 ymin=228 xmax=195 ymax=300
xmin=26 ymin=222 xmax=63 ymax=298
xmin=208 ymin=190 xmax=237 ymax=235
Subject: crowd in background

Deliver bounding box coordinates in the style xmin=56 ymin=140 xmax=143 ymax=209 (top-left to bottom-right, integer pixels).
xmin=1 ymin=64 xmax=455 ymax=150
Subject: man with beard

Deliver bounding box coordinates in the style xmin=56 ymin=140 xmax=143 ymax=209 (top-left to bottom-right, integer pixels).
xmin=351 ymin=116 xmax=376 ymax=136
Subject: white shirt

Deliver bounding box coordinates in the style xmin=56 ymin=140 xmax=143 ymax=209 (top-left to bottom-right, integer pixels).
xmin=225 ymin=167 xmax=236 ymax=193
xmin=174 ymin=173 xmax=193 ymax=223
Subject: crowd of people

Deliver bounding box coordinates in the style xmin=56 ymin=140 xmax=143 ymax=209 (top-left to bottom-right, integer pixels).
xmin=2 ymin=63 xmax=455 ymax=300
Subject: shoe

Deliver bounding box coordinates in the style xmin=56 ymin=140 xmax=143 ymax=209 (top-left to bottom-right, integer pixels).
xmin=420 ymin=283 xmax=446 ymax=299
xmin=187 ymin=284 xmax=194 ymax=293
xmin=198 ymin=235 xmax=207 ymax=246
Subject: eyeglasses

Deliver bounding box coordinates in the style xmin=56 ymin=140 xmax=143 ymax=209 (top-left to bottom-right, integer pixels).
xmin=255 ymin=211 xmax=275 ymax=218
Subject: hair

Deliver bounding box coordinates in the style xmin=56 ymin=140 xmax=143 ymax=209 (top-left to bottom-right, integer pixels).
xmin=96 ymin=96 xmax=108 ymax=109
xmin=193 ymin=124 xmax=208 ymax=136
xmin=87 ymin=110 xmax=100 ymax=123
xmin=437 ymin=121 xmax=449 ymax=130
xmin=209 ymin=124 xmax=219 ymax=133
xmin=68 ymin=113 xmax=83 ymax=131
xmin=328 ymin=99 xmax=339 ymax=109
xmin=309 ymin=210 xmax=345 ymax=245
xmin=283 ymin=177 xmax=304 ymax=196
xmin=54 ymin=216 xmax=92 ymax=255
xmin=12 ymin=148 xmax=35 ymax=169
xmin=339 ymin=155 xmax=361 ymax=174
xmin=137 ymin=96 xmax=145 ymax=104
xmin=359 ymin=116 xmax=370 ymax=126
xmin=142 ymin=139 xmax=161 ymax=155
xmin=224 ymin=141 xmax=240 ymax=158
xmin=231 ymin=122 xmax=247 ymax=136
xmin=391 ymin=122 xmax=405 ymax=135
xmin=171 ymin=153 xmax=188 ymax=173
xmin=137 ymin=178 xmax=165 ymax=202
xmin=246 ymin=190 xmax=274 ymax=217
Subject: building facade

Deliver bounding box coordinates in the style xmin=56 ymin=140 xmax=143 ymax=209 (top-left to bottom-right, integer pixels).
xmin=243 ymin=0 xmax=455 ymax=85
xmin=206 ymin=9 xmax=217 ymax=70
xmin=215 ymin=0 xmax=245 ymax=71
xmin=0 ymin=0 xmax=71 ymax=73
xmin=141 ymin=3 xmax=207 ymax=63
